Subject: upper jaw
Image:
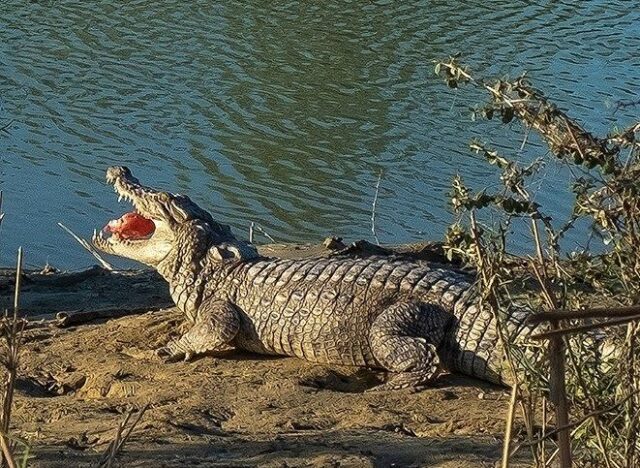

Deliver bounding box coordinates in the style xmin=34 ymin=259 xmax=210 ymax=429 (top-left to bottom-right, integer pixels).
xmin=106 ymin=166 xmax=163 ymax=219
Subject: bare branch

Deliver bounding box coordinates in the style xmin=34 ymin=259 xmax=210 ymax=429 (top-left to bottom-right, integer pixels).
xmin=58 ymin=222 xmax=114 ymax=270
xmin=371 ymin=170 xmax=382 ymax=246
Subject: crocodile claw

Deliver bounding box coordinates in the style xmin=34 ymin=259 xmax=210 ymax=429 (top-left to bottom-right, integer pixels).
xmin=155 ymin=345 xmax=196 ymax=363
xmin=155 ymin=346 xmax=184 ymax=363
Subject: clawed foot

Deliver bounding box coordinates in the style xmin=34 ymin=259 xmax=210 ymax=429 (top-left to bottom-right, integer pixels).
xmin=155 ymin=344 xmax=194 ymax=363
xmin=367 ymin=369 xmax=441 ymax=393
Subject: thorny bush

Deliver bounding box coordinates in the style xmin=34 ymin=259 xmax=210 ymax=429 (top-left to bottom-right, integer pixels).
xmin=435 ymin=56 xmax=640 ymax=467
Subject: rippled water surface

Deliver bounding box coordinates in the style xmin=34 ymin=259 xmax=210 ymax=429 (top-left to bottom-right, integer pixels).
xmin=1 ymin=0 xmax=638 ymax=268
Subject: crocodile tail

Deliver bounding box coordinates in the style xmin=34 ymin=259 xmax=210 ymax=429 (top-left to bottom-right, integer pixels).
xmin=446 ymin=295 xmax=537 ymax=386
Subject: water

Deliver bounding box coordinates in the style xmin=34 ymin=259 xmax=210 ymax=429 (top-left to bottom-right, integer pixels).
xmin=1 ymin=0 xmax=638 ymax=269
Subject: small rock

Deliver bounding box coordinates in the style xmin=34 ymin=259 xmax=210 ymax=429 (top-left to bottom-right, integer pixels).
xmin=323 ymin=236 xmax=346 ymax=250
xmin=51 ymin=372 xmax=86 ymax=395
xmin=439 ymin=390 xmax=459 ymax=400
xmin=40 ymin=263 xmax=58 ymax=275
xmin=66 ymin=432 xmax=99 ymax=451
xmin=381 ymin=423 xmax=417 ymax=437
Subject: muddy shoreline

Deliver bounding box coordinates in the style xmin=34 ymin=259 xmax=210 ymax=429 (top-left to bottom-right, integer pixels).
xmin=2 ymin=240 xmax=527 ymax=467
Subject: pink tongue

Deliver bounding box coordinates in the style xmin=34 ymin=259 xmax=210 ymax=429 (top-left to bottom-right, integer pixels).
xmin=106 ymin=212 xmax=155 ymax=239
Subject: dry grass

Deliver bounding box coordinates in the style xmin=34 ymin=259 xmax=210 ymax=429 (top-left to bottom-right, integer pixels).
xmin=0 ymin=249 xmax=29 ymax=468
xmin=98 ymin=403 xmax=150 ymax=468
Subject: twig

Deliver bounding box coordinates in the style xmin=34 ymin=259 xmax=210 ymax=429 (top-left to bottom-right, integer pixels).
xmin=565 ymin=336 xmax=615 ymax=467
xmin=563 ymin=117 xmax=585 ymax=161
xmin=614 ymin=98 xmax=640 ymax=114
xmin=0 ymin=120 xmax=14 ymax=134
xmin=98 ymin=403 xmax=150 ymax=468
xmin=501 ymin=382 xmax=519 ymax=467
xmin=519 ymin=125 xmax=532 ymax=152
xmin=55 ymin=304 xmax=172 ymax=328
xmin=105 ymin=413 xmax=130 ymax=468
xmin=0 ymin=191 xmax=4 ymax=242
xmin=250 ymin=223 xmax=275 ymax=243
xmin=548 ymin=324 xmax=571 ymax=467
xmin=0 ymin=249 xmax=26 ymax=468
xmin=623 ymin=322 xmax=638 ymax=465
xmin=13 ymin=249 xmax=22 ymax=320
xmin=528 ymin=305 xmax=640 ymax=325
xmin=540 ymin=397 xmax=548 ymax=466
xmin=371 ymin=171 xmax=382 ymax=246
xmin=57 ymin=222 xmax=114 ymax=270
xmin=530 ymin=215 xmax=571 ymax=467
xmin=531 ymin=313 xmax=640 ymax=341
xmin=511 ymin=388 xmax=640 ymax=454
xmin=0 ymin=436 xmax=16 ymax=468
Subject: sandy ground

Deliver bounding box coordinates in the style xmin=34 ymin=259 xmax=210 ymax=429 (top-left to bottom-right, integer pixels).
xmin=0 ymin=242 xmax=529 ymax=467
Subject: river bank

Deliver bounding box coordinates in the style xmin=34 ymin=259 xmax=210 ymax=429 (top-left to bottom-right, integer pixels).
xmin=0 ymin=240 xmax=529 ymax=467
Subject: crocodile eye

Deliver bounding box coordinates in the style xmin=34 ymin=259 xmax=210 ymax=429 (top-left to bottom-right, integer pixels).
xmin=169 ymin=201 xmax=188 ymax=221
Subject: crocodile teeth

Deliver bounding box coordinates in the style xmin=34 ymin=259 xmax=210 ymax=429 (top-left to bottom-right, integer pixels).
xmin=118 ymin=195 xmax=123 ymax=203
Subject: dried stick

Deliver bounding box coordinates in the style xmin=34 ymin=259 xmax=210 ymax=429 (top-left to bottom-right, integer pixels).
xmin=548 ymin=328 xmax=571 ymax=468
xmin=531 ymin=314 xmax=640 ymax=341
xmin=0 ymin=120 xmax=14 ymax=134
xmin=98 ymin=403 xmax=149 ymax=468
xmin=57 ymin=223 xmax=113 ymax=270
xmin=501 ymin=382 xmax=519 ymax=468
xmin=12 ymin=249 xmax=21 ymax=320
xmin=0 ymin=191 xmax=4 ymax=248
xmin=467 ymin=211 xmax=530 ymax=465
xmin=371 ymin=171 xmax=382 ymax=246
xmin=249 ymin=222 xmax=275 ymax=243
xmin=0 ymin=249 xmax=25 ymax=468
xmin=55 ymin=304 xmax=172 ymax=328
xmin=614 ymin=98 xmax=640 ymax=114
xmin=528 ymin=305 xmax=640 ymax=325
xmin=511 ymin=388 xmax=640 ymax=454
xmin=0 ymin=436 xmax=15 ymax=468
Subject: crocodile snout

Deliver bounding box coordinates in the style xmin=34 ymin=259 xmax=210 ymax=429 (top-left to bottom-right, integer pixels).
xmin=106 ymin=166 xmax=132 ymax=184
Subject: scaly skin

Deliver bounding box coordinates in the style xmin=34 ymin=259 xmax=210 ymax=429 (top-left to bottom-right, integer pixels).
xmin=93 ymin=167 xmax=534 ymax=389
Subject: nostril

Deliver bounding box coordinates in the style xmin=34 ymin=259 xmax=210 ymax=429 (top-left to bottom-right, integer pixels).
xmin=106 ymin=166 xmax=130 ymax=183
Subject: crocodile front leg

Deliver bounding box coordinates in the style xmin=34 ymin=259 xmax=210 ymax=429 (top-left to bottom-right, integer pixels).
xmin=157 ymin=299 xmax=240 ymax=362
xmin=369 ymin=302 xmax=452 ymax=391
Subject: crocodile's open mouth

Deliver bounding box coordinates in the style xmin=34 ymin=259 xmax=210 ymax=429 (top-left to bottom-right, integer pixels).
xmin=93 ymin=166 xmax=160 ymax=246
xmin=104 ymin=211 xmax=156 ymax=240
xmin=92 ymin=166 xmax=257 ymax=266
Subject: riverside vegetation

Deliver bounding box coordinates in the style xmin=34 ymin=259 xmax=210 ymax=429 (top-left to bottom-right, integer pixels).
xmin=435 ymin=57 xmax=640 ymax=467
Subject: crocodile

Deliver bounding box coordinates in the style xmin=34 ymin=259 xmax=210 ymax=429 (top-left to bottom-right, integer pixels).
xmin=93 ymin=166 xmax=534 ymax=390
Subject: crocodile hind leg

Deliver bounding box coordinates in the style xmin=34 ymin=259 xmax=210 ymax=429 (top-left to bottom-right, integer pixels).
xmin=369 ymin=302 xmax=451 ymax=391
xmin=157 ymin=299 xmax=240 ymax=362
